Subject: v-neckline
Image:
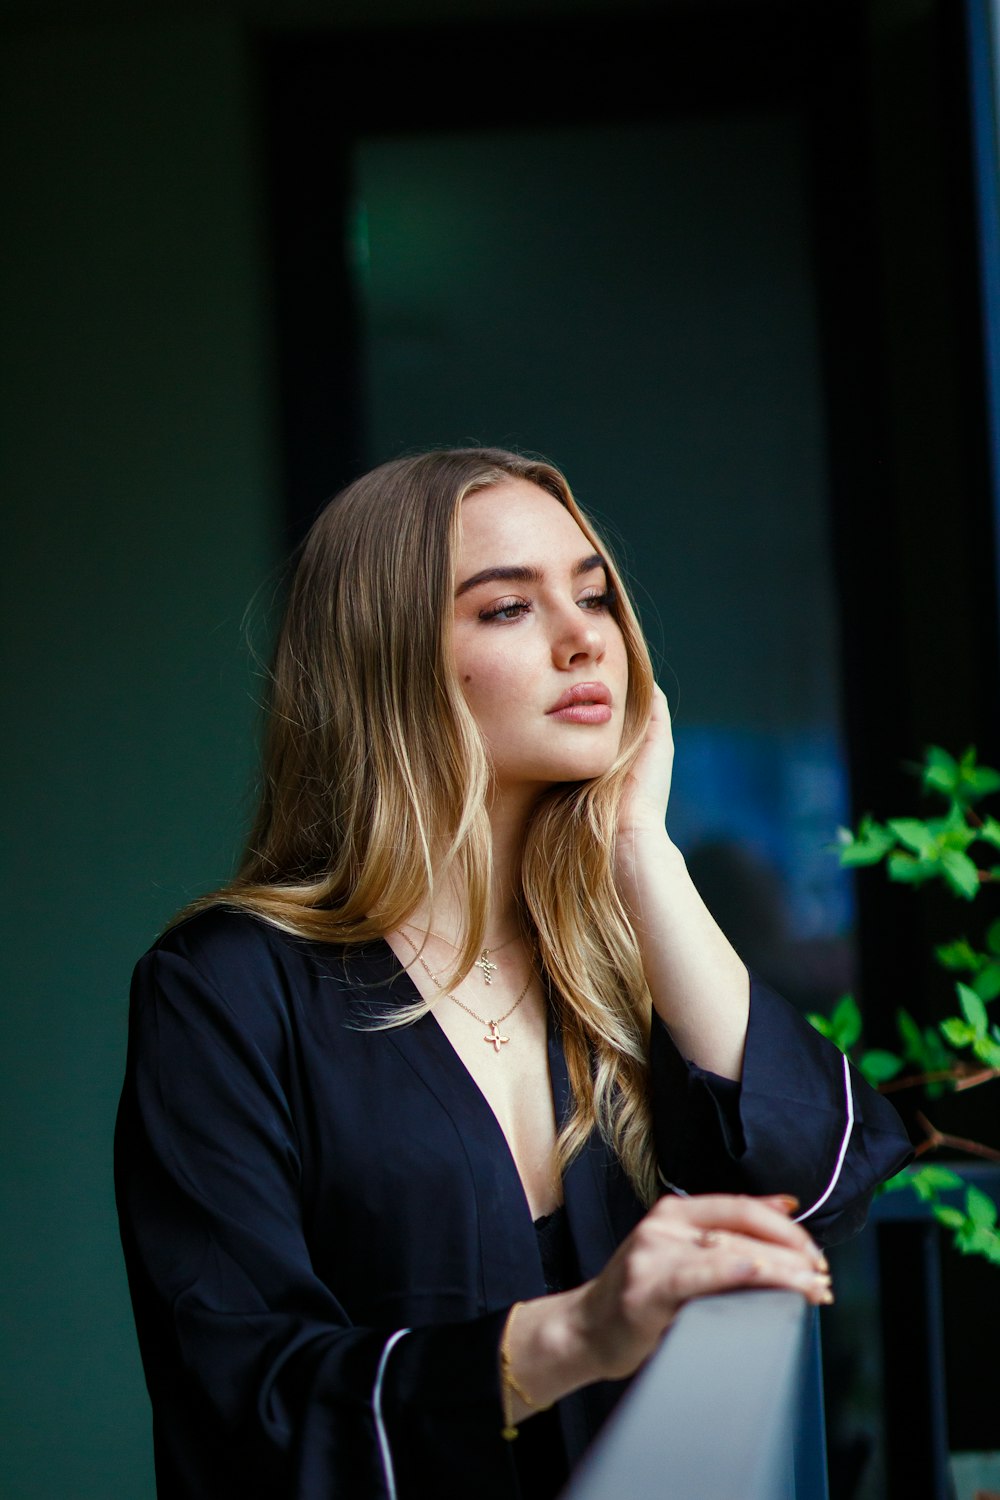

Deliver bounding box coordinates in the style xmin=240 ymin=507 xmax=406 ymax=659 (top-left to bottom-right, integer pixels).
xmin=337 ymin=936 xmax=623 ymax=1301
xmin=369 ymin=936 xmax=566 ymax=1220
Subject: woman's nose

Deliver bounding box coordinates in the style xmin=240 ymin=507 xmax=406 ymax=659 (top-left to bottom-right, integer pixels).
xmin=552 ymin=610 xmax=606 ymax=668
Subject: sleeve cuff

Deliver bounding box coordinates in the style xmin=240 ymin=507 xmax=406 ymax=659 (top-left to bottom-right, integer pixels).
xmin=651 ymin=974 xmax=913 ymax=1243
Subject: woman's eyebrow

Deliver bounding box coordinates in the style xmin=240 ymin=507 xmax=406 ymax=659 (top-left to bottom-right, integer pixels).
xmin=455 ymin=553 xmax=606 ymax=598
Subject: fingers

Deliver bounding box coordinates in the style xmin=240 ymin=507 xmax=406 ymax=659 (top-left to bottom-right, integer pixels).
xmin=653 ymin=1192 xmax=827 ymax=1272
xmin=671 ymin=1234 xmax=833 ymax=1307
xmin=617 ymin=685 xmax=675 ymax=834
xmin=578 ymin=1189 xmax=834 ymax=1382
xmin=648 ymin=682 xmax=670 ymax=717
xmin=644 ymin=684 xmax=674 ymax=749
xmin=637 ymin=1193 xmax=833 ymax=1307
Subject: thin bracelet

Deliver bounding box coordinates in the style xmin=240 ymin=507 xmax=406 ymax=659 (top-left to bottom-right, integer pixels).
xmin=500 ymin=1302 xmax=552 ymax=1441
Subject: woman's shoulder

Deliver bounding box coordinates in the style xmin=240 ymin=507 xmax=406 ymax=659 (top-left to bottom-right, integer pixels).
xmin=141 ymin=903 xmax=301 ymax=983
xmin=132 ymin=904 xmax=391 ymax=1032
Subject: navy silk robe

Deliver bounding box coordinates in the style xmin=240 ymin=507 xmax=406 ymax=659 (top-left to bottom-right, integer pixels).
xmin=115 ymin=907 xmax=911 ymax=1498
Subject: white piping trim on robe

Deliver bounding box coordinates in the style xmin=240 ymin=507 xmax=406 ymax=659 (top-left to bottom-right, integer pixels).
xmin=657 ymin=1051 xmax=856 ymax=1223
xmin=794 ymin=1051 xmax=855 ymax=1223
xmin=373 ymin=1327 xmax=410 ymax=1500
xmin=657 ymin=1172 xmax=690 ymax=1195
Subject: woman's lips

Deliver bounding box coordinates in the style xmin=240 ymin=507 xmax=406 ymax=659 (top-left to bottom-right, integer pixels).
xmin=546 ymin=682 xmax=613 ymax=724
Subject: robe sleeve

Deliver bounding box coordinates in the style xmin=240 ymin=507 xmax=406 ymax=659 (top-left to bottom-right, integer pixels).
xmin=650 ymin=973 xmax=913 ymax=1245
xmin=114 ymin=942 xmax=512 ymax=1500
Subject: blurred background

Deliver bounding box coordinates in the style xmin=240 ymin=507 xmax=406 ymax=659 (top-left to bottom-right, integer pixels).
xmin=3 ymin=0 xmax=999 ymax=1495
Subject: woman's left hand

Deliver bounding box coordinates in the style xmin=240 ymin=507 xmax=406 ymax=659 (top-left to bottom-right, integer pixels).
xmin=613 ymin=681 xmax=748 ymax=1077
xmin=618 ymin=683 xmax=675 ymax=843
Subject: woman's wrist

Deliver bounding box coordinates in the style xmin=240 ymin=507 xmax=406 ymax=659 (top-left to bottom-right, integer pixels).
xmin=499 ymin=1287 xmax=600 ymax=1425
xmin=613 ymin=820 xmax=682 ymax=896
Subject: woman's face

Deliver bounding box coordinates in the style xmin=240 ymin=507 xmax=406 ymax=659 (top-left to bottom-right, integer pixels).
xmin=452 ymin=477 xmax=629 ymax=797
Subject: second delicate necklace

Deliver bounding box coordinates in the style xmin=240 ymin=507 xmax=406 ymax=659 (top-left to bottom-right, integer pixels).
xmin=401 ymin=923 xmax=517 ymax=987
xmin=397 ymin=928 xmax=533 ymax=1052
xmin=472 ymin=934 xmax=518 ymax=987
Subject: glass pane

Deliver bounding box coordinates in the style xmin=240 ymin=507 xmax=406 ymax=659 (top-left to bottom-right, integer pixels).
xmin=352 ymin=115 xmax=854 ymax=1015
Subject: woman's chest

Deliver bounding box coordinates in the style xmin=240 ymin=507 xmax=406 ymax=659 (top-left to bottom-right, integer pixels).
xmin=283 ymin=1004 xmax=556 ymax=1322
xmin=428 ymin=997 xmax=561 ymax=1218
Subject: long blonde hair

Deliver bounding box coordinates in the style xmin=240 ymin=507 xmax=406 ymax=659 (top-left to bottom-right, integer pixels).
xmin=204 ymin=448 xmax=658 ymax=1203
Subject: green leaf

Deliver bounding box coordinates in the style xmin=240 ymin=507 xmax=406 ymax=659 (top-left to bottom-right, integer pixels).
xmin=958 ymin=983 xmax=989 ymax=1035
xmin=859 ymin=1049 xmax=904 ymax=1084
xmin=934 ymin=1205 xmax=966 ymax=1229
xmin=929 ymin=805 xmax=978 ymax=851
xmin=896 ymin=1008 xmax=923 ymax=1057
xmin=881 ymin=1169 xmax=916 ymax=1195
xmin=987 ymin=919 xmax=1000 ymax=956
xmin=950 ymin=748 xmax=1000 ymax=805
xmin=888 ymin=819 xmax=938 ymax=857
xmin=973 ymin=962 xmax=1000 ymax=1002
xmin=806 ymin=1011 xmax=833 ymax=1039
xmin=914 ymin=1165 xmax=964 ymax=1192
xmin=888 ymin=851 xmax=936 ymax=885
xmin=972 ymin=1034 xmax=1000 ymax=1067
xmin=895 ymin=1008 xmax=955 ymax=1083
xmin=977 ymin=817 xmax=1000 ymax=852
xmin=965 ymin=765 xmax=1000 ymax=802
xmin=966 ymin=1187 xmax=998 ymax=1229
xmin=940 ymin=848 xmax=982 ymax=900
xmin=941 ymin=1017 xmax=975 ymax=1046
xmin=838 ymin=817 xmax=896 ymax=867
xmin=925 ymin=1025 xmax=956 ymax=1069
xmin=935 ymin=938 xmax=981 ymax=973
xmin=923 ymin=746 xmax=960 ymax=798
xmin=831 ymin=994 xmax=862 ymax=1051
xmin=888 ymin=1165 xmax=964 ymax=1203
xmin=839 ymin=845 xmax=887 ymax=869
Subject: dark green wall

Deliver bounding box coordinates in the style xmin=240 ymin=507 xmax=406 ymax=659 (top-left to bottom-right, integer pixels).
xmin=2 ymin=20 xmax=278 ymax=1496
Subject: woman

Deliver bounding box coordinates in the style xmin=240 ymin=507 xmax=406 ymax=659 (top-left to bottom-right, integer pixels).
xmin=116 ymin=448 xmax=911 ymax=1499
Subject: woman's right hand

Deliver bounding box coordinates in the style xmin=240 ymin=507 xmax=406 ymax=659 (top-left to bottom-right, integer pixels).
xmin=503 ymin=1194 xmax=831 ymax=1418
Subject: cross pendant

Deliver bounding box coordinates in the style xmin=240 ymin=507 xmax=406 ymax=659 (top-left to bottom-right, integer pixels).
xmin=484 ymin=1020 xmax=510 ymax=1051
xmin=475 ymin=950 xmax=499 ymax=985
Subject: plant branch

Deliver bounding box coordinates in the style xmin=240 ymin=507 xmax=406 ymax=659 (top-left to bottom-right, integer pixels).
xmin=912 ymin=1111 xmax=1000 ymax=1162
xmin=880 ymin=1069 xmax=960 ymax=1094
xmin=879 ymin=1062 xmax=1000 ymax=1095
xmin=953 ymin=1066 xmax=1000 ymax=1092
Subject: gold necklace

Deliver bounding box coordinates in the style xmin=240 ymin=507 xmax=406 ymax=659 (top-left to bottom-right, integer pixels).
xmin=472 ymin=935 xmax=518 ymax=986
xmin=396 ymin=928 xmax=533 ymax=1052
xmin=401 ymin=924 xmax=519 ymax=986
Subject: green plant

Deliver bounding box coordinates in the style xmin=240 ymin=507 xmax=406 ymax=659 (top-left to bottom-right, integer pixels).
xmin=809 ymin=747 xmax=1000 ymax=1265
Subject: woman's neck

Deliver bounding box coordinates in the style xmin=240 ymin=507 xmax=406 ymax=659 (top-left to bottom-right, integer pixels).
xmin=406 ymin=790 xmax=532 ymax=949
xmin=484 ymin=791 xmax=531 ymax=931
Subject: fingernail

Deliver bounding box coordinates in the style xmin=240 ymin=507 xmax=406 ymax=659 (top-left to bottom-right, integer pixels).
xmin=767 ymin=1194 xmax=800 ymax=1214
xmin=794 ymin=1268 xmax=830 ymax=1290
xmin=815 ymin=1252 xmax=830 ymax=1274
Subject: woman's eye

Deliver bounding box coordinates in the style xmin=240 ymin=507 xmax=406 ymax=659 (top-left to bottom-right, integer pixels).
xmin=480 ymin=598 xmax=530 ymax=622
xmin=579 ymin=588 xmax=616 ymax=612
